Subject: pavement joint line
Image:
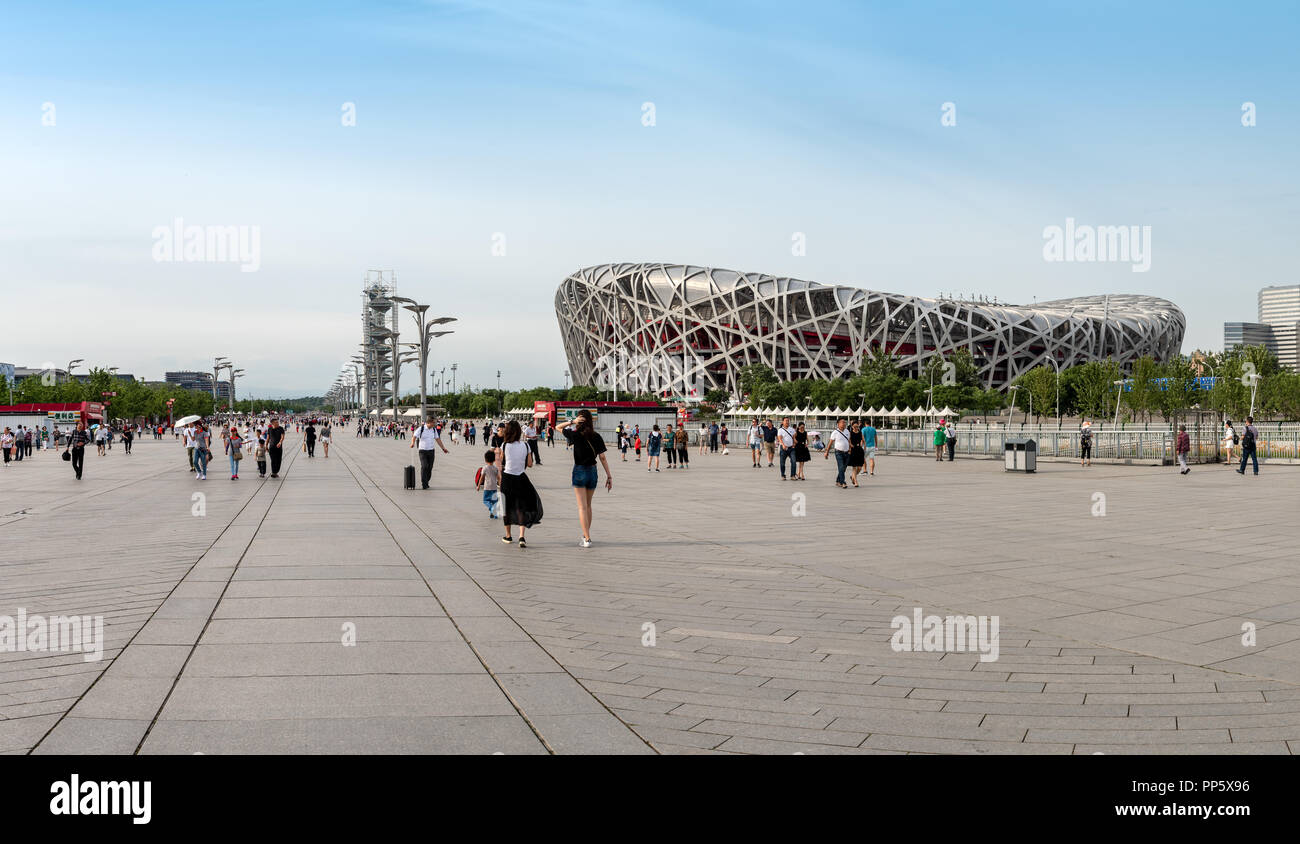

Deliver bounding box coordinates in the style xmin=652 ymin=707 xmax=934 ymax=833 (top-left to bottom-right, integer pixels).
xmin=27 ymin=438 xmax=301 ymax=754
xmin=127 ymin=436 xmax=307 ymax=753
xmin=333 ymin=439 xmax=658 ymax=755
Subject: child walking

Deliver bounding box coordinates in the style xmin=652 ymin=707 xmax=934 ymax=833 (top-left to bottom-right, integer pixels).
xmin=255 ymin=436 xmax=268 ymax=479
xmin=476 ymin=450 xmax=501 ymax=518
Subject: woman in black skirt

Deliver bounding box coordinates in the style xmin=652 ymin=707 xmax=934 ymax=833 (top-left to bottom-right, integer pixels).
xmin=848 ymin=421 xmax=865 ymax=487
xmin=793 ymin=422 xmax=811 ymax=480
xmin=496 ymin=420 xmax=542 ymax=548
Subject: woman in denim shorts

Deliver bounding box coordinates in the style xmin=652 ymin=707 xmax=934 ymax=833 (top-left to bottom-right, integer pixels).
xmin=561 ymin=409 xmax=613 ymax=548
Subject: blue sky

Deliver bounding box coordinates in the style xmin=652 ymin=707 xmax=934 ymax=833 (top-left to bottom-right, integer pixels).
xmin=2 ymin=0 xmax=1296 ymax=395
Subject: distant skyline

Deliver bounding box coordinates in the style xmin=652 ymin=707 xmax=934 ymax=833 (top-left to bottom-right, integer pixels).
xmin=2 ymin=0 xmax=1297 ymax=395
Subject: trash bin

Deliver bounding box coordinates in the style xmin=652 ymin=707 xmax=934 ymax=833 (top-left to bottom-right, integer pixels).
xmin=1004 ymin=437 xmax=1037 ymax=472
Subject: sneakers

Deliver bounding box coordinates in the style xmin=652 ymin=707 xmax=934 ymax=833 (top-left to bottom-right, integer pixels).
xmin=518 ymin=538 xmax=527 ymax=549
xmin=502 ymin=536 xmax=512 ymax=543
xmin=580 ymin=537 xmax=591 ymax=548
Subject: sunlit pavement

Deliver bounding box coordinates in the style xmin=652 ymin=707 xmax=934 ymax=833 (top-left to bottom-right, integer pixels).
xmin=3 ymin=434 xmax=1298 ymax=754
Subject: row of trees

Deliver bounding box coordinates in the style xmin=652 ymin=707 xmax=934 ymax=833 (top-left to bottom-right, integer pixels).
xmin=331 ymin=343 xmax=1300 ymax=424
xmin=6 ymin=368 xmax=324 ymax=421
xmin=1010 ymin=345 xmax=1300 ymax=422
xmin=736 ymin=344 xmax=1300 ymax=423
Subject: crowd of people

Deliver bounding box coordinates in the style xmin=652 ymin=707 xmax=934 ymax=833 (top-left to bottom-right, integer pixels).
xmin=1 ymin=420 xmax=156 ymax=478
xmin=13 ymin=405 xmax=1264 ymax=547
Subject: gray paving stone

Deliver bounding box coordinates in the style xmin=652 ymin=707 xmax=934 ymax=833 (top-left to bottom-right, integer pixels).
xmin=139 ymin=716 xmax=548 ymax=754
xmin=7 ymin=431 xmax=1299 ymax=754
xmin=33 ymin=718 xmax=150 ymax=755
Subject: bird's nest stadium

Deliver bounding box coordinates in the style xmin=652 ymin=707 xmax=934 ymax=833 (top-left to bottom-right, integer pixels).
xmin=555 ymin=263 xmax=1185 ymax=395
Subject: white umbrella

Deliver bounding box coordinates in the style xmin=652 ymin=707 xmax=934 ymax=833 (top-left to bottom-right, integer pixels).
xmin=175 ymin=415 xmax=201 ymax=426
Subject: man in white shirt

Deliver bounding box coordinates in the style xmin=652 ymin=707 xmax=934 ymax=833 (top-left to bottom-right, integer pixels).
xmin=944 ymin=420 xmax=956 ymax=462
xmin=777 ymin=417 xmax=797 ymax=480
xmin=409 ymin=415 xmax=450 ymax=489
xmin=823 ymin=418 xmax=852 ymax=488
xmin=524 ymin=421 xmax=542 ymax=465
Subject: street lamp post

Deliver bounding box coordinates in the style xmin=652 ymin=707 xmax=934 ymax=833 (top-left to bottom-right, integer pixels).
xmin=213 ymin=357 xmax=229 ymax=404
xmin=1047 ymin=355 xmax=1062 ymax=425
xmin=1007 ymin=385 xmax=1019 ymax=425
xmin=67 ymin=359 xmax=84 ymax=384
xmin=451 ymin=363 xmax=457 ymax=394
xmin=1113 ymin=379 xmax=1130 ymax=428
xmin=1245 ymin=372 xmax=1261 ymax=417
xmin=390 ymin=296 xmax=456 ymax=424
xmin=229 ymin=368 xmax=245 ymax=409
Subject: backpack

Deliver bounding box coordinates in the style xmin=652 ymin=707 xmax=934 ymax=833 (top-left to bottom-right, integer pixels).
xmin=474 ymin=467 xmax=484 ymax=487
xmin=1232 ymin=432 xmax=1239 ymax=445
xmin=1242 ymin=427 xmax=1255 ymax=448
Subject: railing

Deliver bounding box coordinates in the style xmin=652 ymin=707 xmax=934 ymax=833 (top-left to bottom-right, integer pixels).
xmin=871 ymin=429 xmax=1300 ymax=464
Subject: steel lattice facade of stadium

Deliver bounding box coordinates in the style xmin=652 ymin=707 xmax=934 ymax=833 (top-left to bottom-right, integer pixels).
xmin=555 ymin=263 xmax=1186 ymax=394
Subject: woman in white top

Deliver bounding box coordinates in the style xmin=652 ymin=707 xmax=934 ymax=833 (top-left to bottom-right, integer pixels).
xmin=496 ymin=420 xmax=542 ymax=549
xmin=748 ymin=419 xmax=762 ymax=468
xmin=319 ymin=423 xmax=332 ymax=458
xmin=1222 ymin=421 xmax=1236 ymax=468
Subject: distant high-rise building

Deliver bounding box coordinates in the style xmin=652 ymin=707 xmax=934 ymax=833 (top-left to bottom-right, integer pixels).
xmin=1223 ymin=322 xmax=1278 ymax=355
xmin=1259 ymin=285 xmax=1300 ymax=371
xmin=1224 ymin=285 xmax=1300 ymax=371
xmin=165 ymin=371 xmax=232 ymax=400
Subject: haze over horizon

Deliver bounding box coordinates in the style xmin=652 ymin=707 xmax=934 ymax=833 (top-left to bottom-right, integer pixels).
xmin=3 ymin=0 xmax=1297 ymax=395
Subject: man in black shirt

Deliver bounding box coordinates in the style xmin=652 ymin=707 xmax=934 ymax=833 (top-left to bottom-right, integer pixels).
xmin=266 ymin=419 xmax=285 ymax=477
xmin=67 ymin=422 xmax=92 ymax=480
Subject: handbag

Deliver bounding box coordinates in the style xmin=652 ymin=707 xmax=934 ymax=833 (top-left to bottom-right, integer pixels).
xmin=62 ymin=450 xmax=71 ymax=461
xmin=232 ymin=448 xmax=243 ymax=460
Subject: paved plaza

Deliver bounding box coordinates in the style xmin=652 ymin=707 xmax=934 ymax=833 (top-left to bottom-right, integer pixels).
xmin=2 ymin=433 xmax=1298 ymax=755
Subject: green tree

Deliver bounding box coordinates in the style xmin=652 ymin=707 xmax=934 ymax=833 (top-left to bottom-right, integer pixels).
xmin=972 ymin=388 xmax=1004 ymax=422
xmin=1154 ymin=357 xmax=1198 ymax=421
xmin=1012 ymin=366 xmax=1056 ymax=422
xmin=1122 ymin=356 xmax=1160 ymax=422
xmin=738 ymin=364 xmax=778 ymax=403
xmin=859 ymin=347 xmax=902 ymax=379
xmin=1065 ymin=360 xmax=1121 ymax=421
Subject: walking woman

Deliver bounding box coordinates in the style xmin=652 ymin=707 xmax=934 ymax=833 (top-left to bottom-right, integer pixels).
xmin=1 ymin=427 xmax=13 ymax=465
xmin=794 ymin=422 xmax=811 ymax=480
xmin=320 ymin=421 xmax=331 ymax=457
xmin=675 ymin=423 xmax=690 ymax=468
xmin=66 ymin=420 xmax=91 ymax=480
xmin=193 ymin=422 xmax=211 ymax=481
xmin=848 ymin=421 xmax=865 ymax=487
xmin=226 ymin=426 xmax=244 ymax=480
xmin=749 ymin=418 xmax=762 ymax=467
xmin=562 ymin=409 xmax=612 ymax=548
xmin=496 ymin=420 xmax=543 ymax=549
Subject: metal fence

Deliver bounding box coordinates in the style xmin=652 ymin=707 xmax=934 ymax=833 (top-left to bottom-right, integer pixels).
xmin=870 ymin=428 xmax=1300 ymax=464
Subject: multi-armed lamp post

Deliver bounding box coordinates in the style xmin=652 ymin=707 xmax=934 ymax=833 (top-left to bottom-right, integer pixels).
xmin=389 ymin=296 xmax=455 ymax=423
